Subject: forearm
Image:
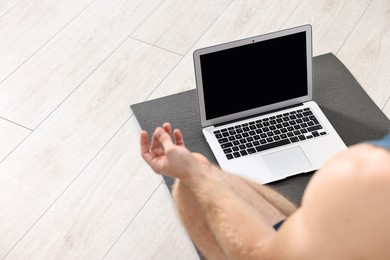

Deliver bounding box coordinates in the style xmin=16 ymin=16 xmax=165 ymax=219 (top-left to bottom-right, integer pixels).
xmin=184 ymin=166 xmax=276 ymax=259
xmin=244 ymin=180 xmax=297 ymax=216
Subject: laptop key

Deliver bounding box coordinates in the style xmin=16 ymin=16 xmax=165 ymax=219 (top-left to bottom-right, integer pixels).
xmin=240 ymin=150 xmax=248 ymax=156
xmin=247 ymin=148 xmax=256 ymax=154
xmin=221 ymin=142 xmax=233 ymax=148
xmin=219 ymin=106 xmax=327 ymax=160
xmin=223 ymin=148 xmax=232 ymax=154
xmin=239 ymin=139 xmax=247 ymax=144
xmin=218 ymin=137 xmax=228 ymax=143
xmin=298 ymin=135 xmax=306 ymax=141
xmin=255 ymin=139 xmax=291 ymax=152
xmin=307 ymin=125 xmax=323 ymax=132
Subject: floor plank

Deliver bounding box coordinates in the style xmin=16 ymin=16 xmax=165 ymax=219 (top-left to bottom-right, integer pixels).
xmin=0 ymin=0 xmax=22 ymax=17
xmin=104 ymin=183 xmax=199 ymax=260
xmin=0 ymin=118 xmax=30 ymax=162
xmin=384 ymin=101 xmax=390 ymax=119
xmin=1 ymin=0 xmax=389 ymax=259
xmin=0 ymin=0 xmax=94 ymax=82
xmin=0 ymin=0 xmax=164 ymax=130
xmin=6 ymin=118 xmax=164 ymax=259
xmin=132 ymin=0 xmax=233 ymax=55
xmin=0 ymin=38 xmax=180 ymax=258
xmin=337 ymin=0 xmax=390 ymax=110
xmin=149 ymin=0 xmax=302 ymax=99
xmin=283 ymin=0 xmax=371 ymax=56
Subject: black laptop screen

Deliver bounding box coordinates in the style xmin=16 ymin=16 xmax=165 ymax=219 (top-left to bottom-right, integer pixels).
xmin=200 ymin=31 xmax=308 ymax=120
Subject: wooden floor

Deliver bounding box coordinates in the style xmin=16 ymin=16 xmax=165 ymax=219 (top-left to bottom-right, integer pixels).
xmin=0 ymin=0 xmax=389 ymax=259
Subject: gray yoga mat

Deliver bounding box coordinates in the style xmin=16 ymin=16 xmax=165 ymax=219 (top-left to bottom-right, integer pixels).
xmin=131 ymin=53 xmax=390 ymax=206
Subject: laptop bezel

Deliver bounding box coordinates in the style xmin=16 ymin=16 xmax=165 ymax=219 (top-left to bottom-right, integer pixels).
xmin=193 ymin=24 xmax=313 ymax=128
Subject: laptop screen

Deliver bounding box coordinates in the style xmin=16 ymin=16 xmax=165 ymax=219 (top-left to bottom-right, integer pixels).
xmin=199 ymin=31 xmax=308 ymax=121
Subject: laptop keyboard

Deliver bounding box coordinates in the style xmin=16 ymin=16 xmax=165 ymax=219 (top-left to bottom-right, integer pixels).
xmin=214 ymin=107 xmax=327 ymax=160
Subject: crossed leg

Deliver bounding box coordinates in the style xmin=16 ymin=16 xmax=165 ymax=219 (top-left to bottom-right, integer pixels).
xmin=171 ymin=171 xmax=297 ymax=259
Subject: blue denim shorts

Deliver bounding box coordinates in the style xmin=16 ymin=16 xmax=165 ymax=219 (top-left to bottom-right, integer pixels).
xmin=273 ymin=219 xmax=284 ymax=230
xmin=364 ymin=133 xmax=390 ymax=151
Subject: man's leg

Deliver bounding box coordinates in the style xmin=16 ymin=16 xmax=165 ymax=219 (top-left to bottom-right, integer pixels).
xmin=240 ymin=177 xmax=297 ymax=216
xmin=172 ymin=180 xmax=227 ymax=260
xmin=171 ymin=171 xmax=296 ymax=259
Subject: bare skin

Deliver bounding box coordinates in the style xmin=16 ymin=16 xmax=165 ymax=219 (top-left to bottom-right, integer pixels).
xmin=140 ymin=122 xmax=390 ymax=260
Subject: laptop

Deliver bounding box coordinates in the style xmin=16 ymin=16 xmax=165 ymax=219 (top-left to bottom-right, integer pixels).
xmin=193 ymin=24 xmax=347 ymax=184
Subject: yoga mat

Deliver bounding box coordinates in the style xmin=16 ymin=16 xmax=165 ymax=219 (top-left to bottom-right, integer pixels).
xmin=131 ymin=52 xmax=390 ymax=205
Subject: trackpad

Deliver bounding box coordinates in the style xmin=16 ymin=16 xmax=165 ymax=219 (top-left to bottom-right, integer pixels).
xmin=263 ymin=147 xmax=312 ymax=178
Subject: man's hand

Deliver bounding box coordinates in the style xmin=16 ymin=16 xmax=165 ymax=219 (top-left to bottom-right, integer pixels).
xmin=140 ymin=122 xmax=210 ymax=182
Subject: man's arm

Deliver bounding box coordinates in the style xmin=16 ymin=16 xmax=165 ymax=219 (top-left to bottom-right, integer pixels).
xmin=142 ymin=124 xmax=390 ymax=259
xmin=141 ymin=124 xmax=282 ymax=259
xmin=265 ymin=143 xmax=390 ymax=260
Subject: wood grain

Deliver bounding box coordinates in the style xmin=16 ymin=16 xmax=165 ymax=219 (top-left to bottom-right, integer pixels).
xmin=1 ymin=0 xmax=389 ymax=259
xmin=0 ymin=0 xmax=94 ymax=82
xmin=132 ymin=0 xmax=233 ymax=55
xmin=0 ymin=0 xmax=22 ymax=17
xmin=6 ymin=118 xmax=165 ymax=259
xmin=105 ymin=183 xmax=199 ymax=260
xmin=0 ymin=38 xmax=180 ymax=258
xmin=0 ymin=118 xmax=30 ymax=162
xmin=283 ymin=0 xmax=371 ymax=56
xmin=337 ymin=0 xmax=390 ymax=110
xmin=384 ymin=101 xmax=390 ymax=119
xmin=0 ymin=0 xmax=164 ymax=130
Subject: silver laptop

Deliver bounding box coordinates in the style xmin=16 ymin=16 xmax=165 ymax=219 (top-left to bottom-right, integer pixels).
xmin=193 ymin=24 xmax=347 ymax=184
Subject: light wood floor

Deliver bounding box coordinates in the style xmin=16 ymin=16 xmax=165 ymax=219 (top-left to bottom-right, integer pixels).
xmin=0 ymin=0 xmax=389 ymax=259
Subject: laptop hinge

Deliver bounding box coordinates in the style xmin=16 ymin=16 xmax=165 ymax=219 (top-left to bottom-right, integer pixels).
xmin=214 ymin=103 xmax=304 ymax=128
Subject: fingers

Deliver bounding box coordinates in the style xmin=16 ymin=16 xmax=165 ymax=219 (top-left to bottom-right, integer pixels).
xmin=140 ymin=130 xmax=149 ymax=155
xmin=140 ymin=124 xmax=191 ymax=177
xmin=150 ymin=123 xmax=171 ymax=153
xmin=140 ymin=130 xmax=153 ymax=163
xmin=140 ymin=123 xmax=183 ymax=166
xmin=162 ymin=122 xmax=172 ymax=136
xmin=155 ymin=127 xmax=175 ymax=151
xmin=174 ymin=129 xmax=185 ymax=147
